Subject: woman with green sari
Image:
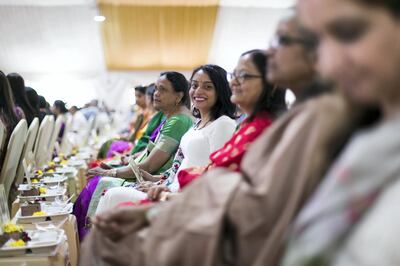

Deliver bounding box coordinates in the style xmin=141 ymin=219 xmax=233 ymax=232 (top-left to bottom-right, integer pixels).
xmin=73 ymin=71 xmax=193 ymax=240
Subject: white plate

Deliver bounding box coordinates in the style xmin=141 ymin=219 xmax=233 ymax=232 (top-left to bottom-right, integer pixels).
xmin=0 ymin=229 xmax=65 ymax=256
xmin=15 ymin=203 xmax=73 ymax=224
xmin=75 ymin=150 xmax=92 ymax=159
xmin=18 ymin=184 xmax=39 ymax=191
xmin=67 ymin=159 xmax=85 ymax=167
xmin=41 ymin=175 xmax=68 ymax=184
xmin=54 ymin=167 xmax=76 ymax=175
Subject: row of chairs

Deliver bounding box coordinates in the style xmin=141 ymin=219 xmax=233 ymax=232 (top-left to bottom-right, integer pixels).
xmin=0 ymin=115 xmax=63 ymax=200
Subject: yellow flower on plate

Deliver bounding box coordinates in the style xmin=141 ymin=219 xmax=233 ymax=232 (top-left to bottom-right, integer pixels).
xmin=32 ymin=179 xmax=39 ymax=183
xmin=39 ymin=187 xmax=47 ymax=195
xmin=46 ymin=169 xmax=55 ymax=174
xmin=36 ymin=170 xmax=43 ymax=176
xmin=32 ymin=211 xmax=47 ymax=216
xmin=48 ymin=162 xmax=55 ymax=167
xmin=3 ymin=223 xmax=24 ymax=233
xmin=71 ymin=148 xmax=78 ymax=155
xmin=10 ymin=239 xmax=26 ymax=247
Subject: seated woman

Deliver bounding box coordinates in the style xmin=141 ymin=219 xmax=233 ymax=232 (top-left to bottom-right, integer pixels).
xmin=146 ymin=49 xmax=287 ymax=201
xmin=52 ymin=100 xmax=69 ymax=143
xmin=73 ymin=71 xmax=193 ymax=240
xmin=282 ymin=0 xmax=400 ymax=265
xmin=126 ymin=84 xmax=158 ymax=153
xmin=95 ymin=64 xmax=237 ymax=213
xmin=25 ymin=87 xmax=41 ymax=122
xmin=126 ymin=85 xmax=151 ymax=142
xmin=97 ymin=85 xmax=156 ymax=159
xmin=7 ymin=73 xmax=36 ymax=125
xmin=96 ymin=86 xmax=165 ymax=167
xmin=0 ymin=71 xmax=20 ymax=168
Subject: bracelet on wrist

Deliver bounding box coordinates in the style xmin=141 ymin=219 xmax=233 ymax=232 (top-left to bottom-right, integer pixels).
xmin=110 ymin=168 xmax=117 ymax=177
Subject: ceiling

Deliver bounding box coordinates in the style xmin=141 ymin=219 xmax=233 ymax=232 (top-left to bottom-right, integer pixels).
xmin=0 ymin=0 xmax=292 ymax=108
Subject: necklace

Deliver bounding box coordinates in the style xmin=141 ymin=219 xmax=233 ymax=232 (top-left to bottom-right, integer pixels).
xmin=195 ymin=119 xmax=211 ymax=130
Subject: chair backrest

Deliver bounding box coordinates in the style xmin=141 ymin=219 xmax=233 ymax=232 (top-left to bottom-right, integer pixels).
xmin=14 ymin=118 xmax=39 ymax=186
xmin=0 ymin=120 xmax=28 ymax=198
xmin=47 ymin=115 xmax=63 ymax=160
xmin=0 ymin=120 xmax=6 ymax=162
xmin=34 ymin=115 xmax=54 ymax=167
xmin=60 ymin=114 xmax=72 ymax=154
xmin=83 ymin=115 xmax=96 ymax=146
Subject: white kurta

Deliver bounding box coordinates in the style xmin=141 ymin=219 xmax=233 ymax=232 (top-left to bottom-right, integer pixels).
xmin=95 ymin=115 xmax=236 ymax=214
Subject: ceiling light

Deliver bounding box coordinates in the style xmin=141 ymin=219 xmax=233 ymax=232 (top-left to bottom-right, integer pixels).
xmin=94 ymin=15 xmax=106 ymax=22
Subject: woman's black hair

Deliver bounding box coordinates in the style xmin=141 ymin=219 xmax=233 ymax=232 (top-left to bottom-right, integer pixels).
xmin=146 ymin=83 xmax=156 ymax=104
xmin=38 ymin=95 xmax=47 ymax=109
xmin=190 ymin=64 xmax=236 ymax=120
xmin=54 ymin=100 xmax=68 ymax=114
xmin=159 ymin=71 xmax=190 ymax=108
xmin=0 ymin=71 xmax=19 ymax=131
xmin=7 ymin=73 xmax=36 ymax=125
xmin=25 ymin=87 xmax=40 ymax=118
xmin=134 ymin=85 xmax=147 ymax=95
xmin=241 ymin=49 xmax=287 ymax=120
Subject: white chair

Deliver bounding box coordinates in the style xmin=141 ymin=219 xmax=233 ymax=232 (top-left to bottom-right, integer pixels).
xmin=60 ymin=114 xmax=72 ymax=154
xmin=14 ymin=118 xmax=39 ymax=186
xmin=34 ymin=115 xmax=54 ymax=167
xmin=0 ymin=120 xmax=28 ymax=199
xmin=0 ymin=120 xmax=6 ymax=162
xmin=47 ymin=115 xmax=63 ymax=161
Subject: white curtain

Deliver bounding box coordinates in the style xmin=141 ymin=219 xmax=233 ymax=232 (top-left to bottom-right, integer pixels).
xmin=0 ymin=3 xmax=291 ymax=110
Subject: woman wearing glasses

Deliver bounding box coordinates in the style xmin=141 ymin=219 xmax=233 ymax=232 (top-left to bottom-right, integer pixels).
xmin=283 ymin=0 xmax=400 ymax=265
xmin=268 ymin=15 xmax=331 ymax=104
xmin=151 ymin=49 xmax=287 ymax=200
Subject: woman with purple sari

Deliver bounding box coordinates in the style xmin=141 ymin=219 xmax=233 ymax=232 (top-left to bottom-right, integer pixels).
xmin=73 ymin=111 xmax=165 ymax=240
xmin=74 ymin=71 xmax=193 ymax=240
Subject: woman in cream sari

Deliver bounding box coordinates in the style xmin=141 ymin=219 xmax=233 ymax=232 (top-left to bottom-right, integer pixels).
xmin=283 ymin=0 xmax=400 ymax=265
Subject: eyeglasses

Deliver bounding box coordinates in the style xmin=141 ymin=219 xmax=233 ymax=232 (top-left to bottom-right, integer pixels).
xmin=269 ymin=34 xmax=310 ymax=49
xmin=227 ymin=72 xmax=262 ymax=84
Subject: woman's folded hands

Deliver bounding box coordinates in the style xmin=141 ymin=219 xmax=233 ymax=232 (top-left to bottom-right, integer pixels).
xmin=93 ymin=205 xmax=152 ymax=241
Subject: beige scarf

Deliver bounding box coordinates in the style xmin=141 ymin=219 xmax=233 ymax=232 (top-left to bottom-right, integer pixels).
xmin=80 ymin=93 xmax=361 ymax=266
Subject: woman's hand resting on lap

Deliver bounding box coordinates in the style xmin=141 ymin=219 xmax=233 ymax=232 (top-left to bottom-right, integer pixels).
xmin=93 ymin=205 xmax=152 ymax=241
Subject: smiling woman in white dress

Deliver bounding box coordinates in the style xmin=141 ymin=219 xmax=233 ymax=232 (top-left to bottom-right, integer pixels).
xmin=95 ymin=64 xmax=237 ymax=214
